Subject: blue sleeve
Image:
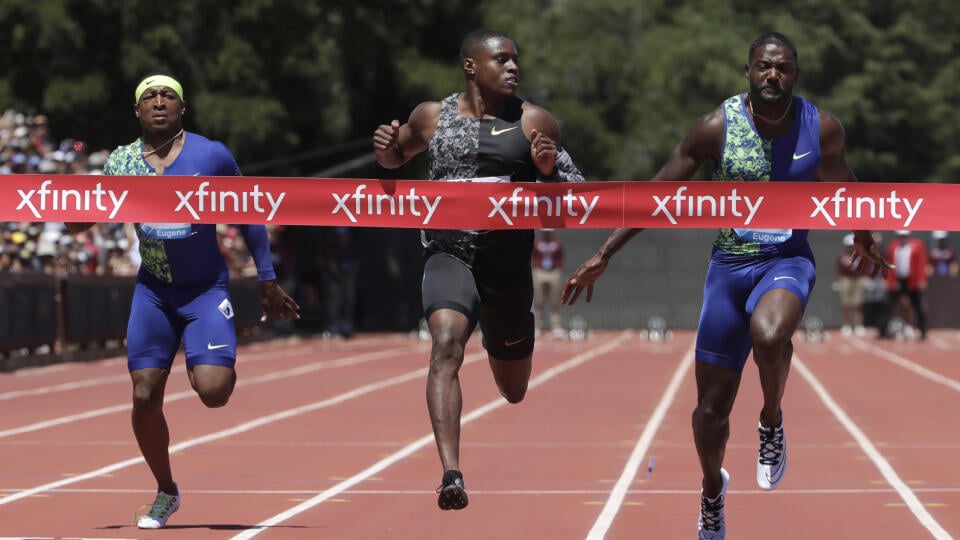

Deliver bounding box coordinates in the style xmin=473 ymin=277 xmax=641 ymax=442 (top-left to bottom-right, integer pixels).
xmin=239 ymin=225 xmax=277 ymax=281
xmin=210 ymin=141 xmax=241 ymax=176
xmin=217 ymin=141 xmax=273 ymax=279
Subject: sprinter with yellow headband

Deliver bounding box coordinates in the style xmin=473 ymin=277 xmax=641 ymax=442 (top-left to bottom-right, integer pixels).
xmin=66 ymin=73 xmax=300 ymax=529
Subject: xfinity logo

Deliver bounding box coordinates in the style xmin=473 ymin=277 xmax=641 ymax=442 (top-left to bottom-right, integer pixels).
xmin=652 ymin=186 xmax=763 ymax=225
xmin=332 ymin=184 xmax=441 ymax=224
xmin=175 ymin=181 xmax=285 ymax=221
xmin=488 ymin=187 xmax=599 ymax=226
xmin=17 ymin=180 xmax=128 ymax=219
xmin=810 ymin=187 xmax=923 ymax=227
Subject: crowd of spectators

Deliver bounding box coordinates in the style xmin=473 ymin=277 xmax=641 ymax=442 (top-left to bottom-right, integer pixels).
xmin=1 ymin=108 xmax=260 ymax=279
xmin=1 ymin=108 xmax=132 ymax=276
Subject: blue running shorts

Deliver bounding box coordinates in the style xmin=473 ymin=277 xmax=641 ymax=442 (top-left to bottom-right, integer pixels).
xmin=126 ymin=278 xmax=238 ymax=372
xmin=695 ymin=247 xmax=815 ymax=373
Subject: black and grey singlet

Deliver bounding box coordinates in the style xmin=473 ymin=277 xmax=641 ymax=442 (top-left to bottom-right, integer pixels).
xmin=421 ymin=93 xmax=542 ymax=268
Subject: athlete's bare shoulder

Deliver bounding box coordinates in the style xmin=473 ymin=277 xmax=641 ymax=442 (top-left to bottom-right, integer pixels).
xmin=407 ymin=101 xmax=443 ymax=144
xmin=520 ymin=100 xmax=560 ymax=141
xmin=682 ymin=104 xmax=726 ymax=162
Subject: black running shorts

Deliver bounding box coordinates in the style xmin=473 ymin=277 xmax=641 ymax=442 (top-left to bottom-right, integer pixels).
xmin=422 ymin=252 xmax=534 ymax=361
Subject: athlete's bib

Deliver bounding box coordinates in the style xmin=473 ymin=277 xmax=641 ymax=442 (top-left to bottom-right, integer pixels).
xmin=733 ymin=228 xmax=793 ymax=244
xmin=139 ymin=223 xmax=194 ymax=240
xmin=442 ymin=175 xmax=510 ymax=184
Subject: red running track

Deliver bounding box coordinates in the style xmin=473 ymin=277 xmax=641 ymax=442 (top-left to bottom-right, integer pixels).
xmin=0 ymin=329 xmax=956 ymax=539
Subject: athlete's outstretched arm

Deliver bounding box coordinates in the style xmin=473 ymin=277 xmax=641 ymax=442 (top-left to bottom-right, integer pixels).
xmin=561 ymin=109 xmax=723 ymax=304
xmin=560 ymin=227 xmax=643 ymax=305
xmin=238 ymin=224 xmax=300 ymax=322
xmin=817 ymin=111 xmax=891 ymax=278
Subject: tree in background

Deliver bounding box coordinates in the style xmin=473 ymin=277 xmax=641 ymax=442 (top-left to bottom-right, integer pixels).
xmin=1 ymin=0 xmax=958 ymax=182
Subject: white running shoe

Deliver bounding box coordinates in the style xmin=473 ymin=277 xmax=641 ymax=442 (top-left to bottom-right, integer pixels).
xmin=757 ymin=417 xmax=787 ymax=490
xmin=137 ymin=487 xmax=180 ymax=529
xmin=698 ymin=467 xmax=729 ymax=540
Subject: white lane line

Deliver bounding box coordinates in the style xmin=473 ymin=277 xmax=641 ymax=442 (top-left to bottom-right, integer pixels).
xmin=0 ymin=537 xmax=141 ymax=540
xmin=228 ymin=331 xmax=634 ymax=540
xmin=793 ymin=354 xmax=953 ymax=540
xmin=849 ymin=337 xmax=960 ymax=393
xmin=586 ymin=340 xmax=695 ymax=539
xmin=0 ymin=374 xmax=130 ymax=400
xmin=0 ymin=337 xmax=369 ymax=401
xmin=927 ymin=336 xmax=954 ymax=351
xmin=8 ymin=486 xmax=960 ymax=496
xmin=0 ymin=347 xmax=411 ymax=438
xmin=0 ymin=349 xmax=485 ymax=507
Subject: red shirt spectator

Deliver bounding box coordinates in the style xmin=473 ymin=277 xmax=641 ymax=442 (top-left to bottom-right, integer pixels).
xmin=885 ymin=230 xmax=928 ymax=292
xmin=928 ymin=231 xmax=958 ymax=277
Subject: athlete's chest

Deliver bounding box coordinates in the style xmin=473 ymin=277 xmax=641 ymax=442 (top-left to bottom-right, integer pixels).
xmin=476 ymin=117 xmax=534 ymax=177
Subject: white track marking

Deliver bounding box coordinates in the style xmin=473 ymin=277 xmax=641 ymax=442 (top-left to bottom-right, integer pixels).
xmin=7 ymin=486 xmax=960 ymax=496
xmin=0 ymin=374 xmax=130 ymax=400
xmin=794 ymin=354 xmax=952 ymax=540
xmin=0 ymin=348 xmax=411 ymax=438
xmin=228 ymin=332 xmax=634 ymax=540
xmin=849 ymin=338 xmax=960 ymax=393
xmin=0 ymin=350 xmax=486 ymax=506
xmin=0 ymin=337 xmax=385 ymax=400
xmin=0 ymin=537 xmax=140 ymax=540
xmin=586 ymin=340 xmax=695 ymax=539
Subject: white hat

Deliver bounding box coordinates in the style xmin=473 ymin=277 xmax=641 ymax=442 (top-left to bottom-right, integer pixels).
xmin=842 ymin=233 xmax=854 ymax=246
xmin=932 ymin=230 xmax=948 ymax=239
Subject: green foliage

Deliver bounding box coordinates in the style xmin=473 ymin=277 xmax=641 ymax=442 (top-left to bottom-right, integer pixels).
xmin=0 ymin=0 xmax=955 ymax=182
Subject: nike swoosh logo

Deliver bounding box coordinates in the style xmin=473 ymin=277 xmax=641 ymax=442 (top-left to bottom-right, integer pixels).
xmin=504 ymin=337 xmax=526 ymax=347
xmin=207 ymin=343 xmax=230 ymax=350
xmin=194 ymin=172 xmax=201 ymax=176
xmin=792 ymin=151 xmax=812 ymax=160
xmin=773 ymin=276 xmax=798 ymax=282
xmin=491 ymin=126 xmax=519 ymax=136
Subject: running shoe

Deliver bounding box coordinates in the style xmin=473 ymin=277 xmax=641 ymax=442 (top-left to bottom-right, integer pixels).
xmin=436 ymin=469 xmax=468 ymax=510
xmin=137 ymin=486 xmax=180 ymax=529
xmin=698 ymin=467 xmax=729 ymax=540
xmin=757 ymin=416 xmax=787 ymax=490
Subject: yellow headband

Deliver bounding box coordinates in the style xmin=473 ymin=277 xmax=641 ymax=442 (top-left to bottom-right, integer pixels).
xmin=135 ymin=75 xmax=184 ymax=103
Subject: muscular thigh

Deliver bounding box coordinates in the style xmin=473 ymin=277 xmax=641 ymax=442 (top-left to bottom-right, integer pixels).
xmin=745 ymin=252 xmax=816 ymax=314
xmin=477 ymin=265 xmax=534 ymax=361
xmin=422 ymin=252 xmax=481 ymax=326
xmin=696 ymin=258 xmax=755 ymax=372
xmin=127 ymin=282 xmax=182 ymax=372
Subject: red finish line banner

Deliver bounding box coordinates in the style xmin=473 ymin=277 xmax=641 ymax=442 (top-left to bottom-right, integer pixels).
xmin=2 ymin=174 xmax=955 ymax=231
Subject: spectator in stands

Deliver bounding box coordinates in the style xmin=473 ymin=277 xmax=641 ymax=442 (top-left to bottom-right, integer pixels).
xmin=835 ymin=233 xmax=866 ymax=336
xmin=324 ymin=226 xmax=358 ymax=338
xmin=29 ymin=114 xmax=55 ymax=154
xmin=878 ymin=230 xmax=928 ymax=340
xmin=1 ymin=109 xmax=120 ymax=276
xmin=532 ymin=229 xmax=565 ymax=337
xmin=928 ymin=231 xmax=958 ymax=278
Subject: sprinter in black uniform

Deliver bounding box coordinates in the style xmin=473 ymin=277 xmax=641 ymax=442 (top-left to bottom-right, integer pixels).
xmin=373 ymin=28 xmax=584 ymax=510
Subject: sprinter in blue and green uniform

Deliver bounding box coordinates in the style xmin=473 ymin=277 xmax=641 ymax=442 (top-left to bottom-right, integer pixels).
xmin=68 ymin=74 xmax=299 ymax=530
xmin=560 ymin=33 xmax=891 ymax=540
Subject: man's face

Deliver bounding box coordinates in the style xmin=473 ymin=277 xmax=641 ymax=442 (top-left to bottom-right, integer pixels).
xmin=136 ymin=86 xmax=183 ymax=132
xmin=746 ymin=44 xmax=798 ymax=105
xmin=467 ymin=37 xmax=520 ymax=96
